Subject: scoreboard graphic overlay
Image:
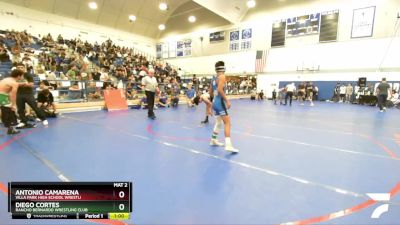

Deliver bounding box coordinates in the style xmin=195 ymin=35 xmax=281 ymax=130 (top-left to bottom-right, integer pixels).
xmin=8 ymin=182 xmax=132 ymax=220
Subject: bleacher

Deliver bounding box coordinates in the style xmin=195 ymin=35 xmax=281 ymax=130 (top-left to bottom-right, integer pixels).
xmin=0 ymin=61 xmax=12 ymax=77
xmin=0 ymin=30 xmax=252 ymax=112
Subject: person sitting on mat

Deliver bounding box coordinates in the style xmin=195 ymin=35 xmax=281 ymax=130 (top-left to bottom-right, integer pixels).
xmin=250 ymin=89 xmax=257 ymax=100
xmin=37 ymin=88 xmax=57 ymax=117
xmin=0 ymin=69 xmax=24 ymax=135
xmin=170 ymin=78 xmax=180 ymax=108
xmin=389 ymin=90 xmax=399 ymax=107
xmin=141 ymin=96 xmax=148 ymax=109
xmin=157 ymin=92 xmax=169 ymax=108
xmin=186 ymin=86 xmax=196 ymax=107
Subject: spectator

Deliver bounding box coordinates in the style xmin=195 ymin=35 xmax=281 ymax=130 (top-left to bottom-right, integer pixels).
xmin=68 ymin=83 xmax=82 ymax=100
xmin=313 ymin=86 xmax=319 ymax=101
xmin=339 ymin=84 xmax=346 ymax=102
xmin=186 ymin=86 xmax=196 ymax=107
xmin=346 ymin=84 xmax=353 ymax=103
xmin=140 ymin=96 xmax=148 ymax=109
xmin=333 ymin=83 xmax=341 ymax=102
xmin=306 ymin=82 xmax=314 ymax=106
xmin=100 ymin=68 xmax=110 ymax=82
xmin=278 ymin=88 xmax=286 ymax=105
xmin=258 ymin=90 xmax=264 ymax=100
xmin=87 ymin=82 xmax=101 ymax=100
xmin=388 ymin=90 xmax=399 ymax=108
xmin=47 ymin=69 xmax=58 ymax=89
xmin=250 ymin=89 xmax=256 ymax=100
xmin=298 ymin=82 xmax=306 ymax=105
xmin=376 ymin=78 xmax=391 ymax=112
xmin=272 ymin=89 xmax=277 ymax=104
xmin=192 ymin=74 xmax=198 ymax=91
xmin=67 ymin=65 xmax=77 ymax=80
xmin=37 ymin=88 xmax=57 ymax=116
xmin=0 ymin=46 xmax=10 ymax=62
xmin=170 ymin=78 xmax=180 ymax=108
xmin=157 ymin=92 xmax=169 ymax=108
xmin=92 ymin=68 xmax=101 ymax=81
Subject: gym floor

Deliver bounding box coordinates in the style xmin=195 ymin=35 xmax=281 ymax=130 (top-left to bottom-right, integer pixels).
xmin=0 ymin=99 xmax=399 ymax=225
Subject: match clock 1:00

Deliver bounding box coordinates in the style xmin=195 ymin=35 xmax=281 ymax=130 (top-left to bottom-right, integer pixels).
xmin=109 ymin=213 xmax=130 ymax=220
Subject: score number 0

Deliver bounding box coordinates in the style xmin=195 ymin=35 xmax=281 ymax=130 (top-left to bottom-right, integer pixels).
xmin=118 ymin=191 xmax=126 ymax=211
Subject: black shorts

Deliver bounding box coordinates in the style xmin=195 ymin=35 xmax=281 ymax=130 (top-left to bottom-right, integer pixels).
xmin=193 ymin=96 xmax=200 ymax=105
xmin=1 ymin=106 xmax=17 ymax=127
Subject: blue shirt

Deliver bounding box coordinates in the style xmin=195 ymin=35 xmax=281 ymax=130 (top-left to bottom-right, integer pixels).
xmin=186 ymin=89 xmax=195 ymax=98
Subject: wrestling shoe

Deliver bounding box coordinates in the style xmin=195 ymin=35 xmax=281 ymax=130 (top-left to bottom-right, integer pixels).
xmin=210 ymin=139 xmax=224 ymax=147
xmin=201 ymin=119 xmax=209 ymax=124
xmin=225 ymin=145 xmax=239 ymax=153
xmin=16 ymin=122 xmax=25 ymax=128
xmin=7 ymin=128 xmax=20 ymax=135
xmin=16 ymin=123 xmax=37 ymax=129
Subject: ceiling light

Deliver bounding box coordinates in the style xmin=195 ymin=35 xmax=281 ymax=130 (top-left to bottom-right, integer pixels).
xmin=88 ymin=2 xmax=98 ymax=10
xmin=188 ymin=15 xmax=196 ymax=23
xmin=159 ymin=24 xmax=166 ymax=30
xmin=159 ymin=3 xmax=168 ymax=11
xmin=247 ymin=0 xmax=256 ymax=8
xmin=128 ymin=15 xmax=136 ymax=21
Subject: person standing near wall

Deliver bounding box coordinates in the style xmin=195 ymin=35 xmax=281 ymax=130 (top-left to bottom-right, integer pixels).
xmin=306 ymin=82 xmax=314 ymax=106
xmin=377 ymin=78 xmax=391 ymax=112
xmin=346 ymin=84 xmax=354 ymax=103
xmin=298 ymin=82 xmax=306 ymax=105
xmin=285 ymin=83 xmax=296 ymax=106
xmin=339 ymin=84 xmax=347 ymax=103
xmin=142 ymin=68 xmax=159 ymax=119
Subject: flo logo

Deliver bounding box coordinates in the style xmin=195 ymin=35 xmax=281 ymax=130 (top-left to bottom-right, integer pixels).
xmin=367 ymin=193 xmax=391 ymax=219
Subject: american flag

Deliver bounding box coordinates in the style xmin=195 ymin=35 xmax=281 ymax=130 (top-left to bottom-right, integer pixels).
xmin=255 ymin=50 xmax=268 ymax=73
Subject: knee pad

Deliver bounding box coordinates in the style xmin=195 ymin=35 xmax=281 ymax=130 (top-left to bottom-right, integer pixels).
xmin=214 ymin=117 xmax=223 ymax=130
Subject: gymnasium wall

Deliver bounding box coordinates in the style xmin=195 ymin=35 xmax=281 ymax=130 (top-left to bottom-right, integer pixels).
xmin=166 ymin=51 xmax=257 ymax=75
xmin=0 ymin=1 xmax=156 ymax=56
xmin=161 ymin=0 xmax=400 ymax=74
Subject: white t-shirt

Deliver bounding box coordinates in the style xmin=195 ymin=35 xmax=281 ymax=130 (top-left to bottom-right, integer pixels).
xmin=38 ymin=73 xmax=46 ymax=80
xmin=340 ymin=86 xmax=346 ymax=94
xmin=142 ymin=76 xmax=158 ymax=92
xmin=286 ymin=84 xmax=296 ymax=92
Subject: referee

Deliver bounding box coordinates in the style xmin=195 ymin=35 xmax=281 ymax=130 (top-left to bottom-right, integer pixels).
xmin=142 ymin=69 xmax=159 ymax=119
